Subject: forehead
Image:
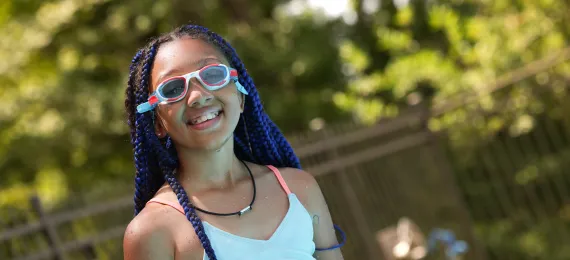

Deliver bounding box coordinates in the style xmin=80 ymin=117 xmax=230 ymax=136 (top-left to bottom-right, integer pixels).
xmin=150 ymin=38 xmax=227 ymax=89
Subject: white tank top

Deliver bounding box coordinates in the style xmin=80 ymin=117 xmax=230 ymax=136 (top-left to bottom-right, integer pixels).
xmin=146 ymin=165 xmax=316 ymax=259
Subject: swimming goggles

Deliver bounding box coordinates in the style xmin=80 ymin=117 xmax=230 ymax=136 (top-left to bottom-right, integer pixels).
xmin=137 ymin=64 xmax=248 ymax=113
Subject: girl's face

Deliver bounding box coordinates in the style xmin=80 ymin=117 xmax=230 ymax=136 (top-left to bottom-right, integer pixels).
xmin=149 ymin=37 xmax=244 ymax=151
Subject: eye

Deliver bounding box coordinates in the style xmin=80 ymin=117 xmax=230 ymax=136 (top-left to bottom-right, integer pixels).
xmin=160 ymin=79 xmax=185 ymax=98
xmin=200 ymin=66 xmax=227 ymax=85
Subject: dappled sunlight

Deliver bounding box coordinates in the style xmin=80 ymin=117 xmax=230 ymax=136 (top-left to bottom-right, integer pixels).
xmin=0 ymin=184 xmax=33 ymax=209
xmin=34 ymin=167 xmax=69 ymax=209
xmin=2 ymin=0 xmax=570 ymax=259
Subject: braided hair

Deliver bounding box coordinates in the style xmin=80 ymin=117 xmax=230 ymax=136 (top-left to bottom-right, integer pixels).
xmin=124 ymin=24 xmax=301 ymax=259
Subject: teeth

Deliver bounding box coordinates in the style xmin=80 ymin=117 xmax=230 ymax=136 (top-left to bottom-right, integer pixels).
xmin=191 ymin=111 xmax=220 ymax=125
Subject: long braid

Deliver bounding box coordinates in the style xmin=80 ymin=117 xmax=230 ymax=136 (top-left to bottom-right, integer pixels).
xmin=201 ymin=29 xmax=287 ymax=167
xmin=146 ymin=130 xmax=217 ymax=258
xmin=134 ymin=41 xmax=218 ymax=259
xmin=133 ymin=46 xmax=161 ymax=214
xmin=126 ymin=50 xmax=143 ymax=145
xmin=125 ymin=24 xmax=302 ymax=260
xmin=126 ymin=49 xmax=145 ymax=213
xmin=265 ymin=115 xmax=301 ymax=168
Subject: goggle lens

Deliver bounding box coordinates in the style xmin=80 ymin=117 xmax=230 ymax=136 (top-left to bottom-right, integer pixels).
xmin=199 ymin=66 xmax=228 ymax=85
xmin=160 ymin=79 xmax=186 ymax=99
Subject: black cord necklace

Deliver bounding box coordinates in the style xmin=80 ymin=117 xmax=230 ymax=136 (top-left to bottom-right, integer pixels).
xmin=191 ymin=160 xmax=256 ymax=217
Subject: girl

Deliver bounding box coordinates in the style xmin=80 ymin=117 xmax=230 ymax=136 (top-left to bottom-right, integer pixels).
xmin=122 ymin=24 xmax=345 ymax=260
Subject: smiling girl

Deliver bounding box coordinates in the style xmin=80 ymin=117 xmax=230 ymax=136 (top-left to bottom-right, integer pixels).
xmin=122 ymin=24 xmax=345 ymax=260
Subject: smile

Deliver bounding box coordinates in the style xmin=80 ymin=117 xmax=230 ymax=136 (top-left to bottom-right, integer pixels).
xmin=186 ymin=109 xmax=223 ymax=131
xmin=189 ymin=110 xmax=221 ymax=125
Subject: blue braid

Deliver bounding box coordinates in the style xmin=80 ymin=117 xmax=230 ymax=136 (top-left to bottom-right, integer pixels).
xmin=265 ymin=114 xmax=301 ymax=168
xmin=198 ymin=28 xmax=292 ymax=167
xmin=133 ymin=46 xmax=159 ymax=214
xmin=134 ymin=42 xmax=218 ymax=260
xmin=127 ymin=50 xmax=143 ymax=145
xmin=144 ymin=126 xmax=217 ymax=258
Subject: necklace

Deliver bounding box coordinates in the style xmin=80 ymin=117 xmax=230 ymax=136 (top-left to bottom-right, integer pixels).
xmin=190 ymin=160 xmax=256 ymax=217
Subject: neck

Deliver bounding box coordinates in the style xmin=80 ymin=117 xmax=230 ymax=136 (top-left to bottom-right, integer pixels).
xmin=175 ymin=139 xmax=247 ymax=194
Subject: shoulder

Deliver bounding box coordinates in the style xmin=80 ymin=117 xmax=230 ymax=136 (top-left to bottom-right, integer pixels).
xmin=123 ymin=203 xmax=202 ymax=260
xmin=277 ymin=167 xmax=319 ymax=188
xmin=123 ymin=206 xmax=176 ymax=260
xmin=276 ymin=167 xmax=325 ymax=209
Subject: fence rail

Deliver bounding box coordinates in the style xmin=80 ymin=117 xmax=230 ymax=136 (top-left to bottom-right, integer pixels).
xmin=4 ymin=104 xmax=479 ymax=260
xmin=0 ymin=197 xmax=132 ymax=244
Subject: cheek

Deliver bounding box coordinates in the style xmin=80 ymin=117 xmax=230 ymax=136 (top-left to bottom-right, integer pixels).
xmin=219 ymin=93 xmax=243 ymax=124
xmin=219 ymin=85 xmax=241 ymax=106
xmin=225 ymin=96 xmax=243 ymax=116
xmin=157 ymin=104 xmax=183 ymax=125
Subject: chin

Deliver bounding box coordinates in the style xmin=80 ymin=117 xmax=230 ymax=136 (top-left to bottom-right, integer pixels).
xmin=192 ymin=133 xmax=233 ymax=151
xmin=187 ymin=126 xmax=236 ymax=152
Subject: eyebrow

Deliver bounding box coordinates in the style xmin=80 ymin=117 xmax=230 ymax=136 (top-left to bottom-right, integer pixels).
xmin=155 ymin=56 xmax=222 ymax=85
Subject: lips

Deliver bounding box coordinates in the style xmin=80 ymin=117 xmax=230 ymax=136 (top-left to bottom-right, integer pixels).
xmin=186 ymin=108 xmax=223 ymax=126
xmin=189 ymin=110 xmax=221 ymax=125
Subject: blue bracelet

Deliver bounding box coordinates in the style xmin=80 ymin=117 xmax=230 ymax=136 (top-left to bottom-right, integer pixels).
xmin=315 ymin=224 xmax=347 ymax=251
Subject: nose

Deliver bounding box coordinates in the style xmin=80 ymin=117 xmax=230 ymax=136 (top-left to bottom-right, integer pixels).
xmin=186 ymin=79 xmax=213 ymax=107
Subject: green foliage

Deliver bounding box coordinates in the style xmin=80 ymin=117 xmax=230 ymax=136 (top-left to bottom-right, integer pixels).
xmin=336 ymin=0 xmax=570 ymax=146
xmin=0 ymin=0 xmax=349 ymax=208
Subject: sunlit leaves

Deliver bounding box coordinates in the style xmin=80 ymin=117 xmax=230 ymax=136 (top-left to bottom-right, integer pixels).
xmin=376 ymin=28 xmax=415 ymax=52
xmin=339 ymin=40 xmax=370 ymax=74
xmin=385 ymin=50 xmax=459 ymax=97
xmin=34 ymin=166 xmax=69 ymax=208
xmin=335 ymin=0 xmax=570 ymax=151
xmin=394 ymin=6 xmax=413 ymax=27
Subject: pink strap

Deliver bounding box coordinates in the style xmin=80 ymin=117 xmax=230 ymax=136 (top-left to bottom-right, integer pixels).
xmin=266 ymin=165 xmax=291 ymax=195
xmin=146 ymin=198 xmax=185 ymax=215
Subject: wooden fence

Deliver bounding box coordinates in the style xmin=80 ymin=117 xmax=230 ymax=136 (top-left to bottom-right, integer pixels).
xmin=0 ymin=103 xmax=488 ymax=260
xmin=3 ymin=89 xmax=570 ymax=259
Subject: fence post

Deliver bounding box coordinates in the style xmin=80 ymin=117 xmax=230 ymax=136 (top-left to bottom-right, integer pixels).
xmin=322 ymin=128 xmax=382 ymax=259
xmin=419 ymin=104 xmax=489 ymax=260
xmin=30 ymin=195 xmax=67 ymax=260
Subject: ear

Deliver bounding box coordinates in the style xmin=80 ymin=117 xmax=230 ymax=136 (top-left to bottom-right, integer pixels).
xmin=154 ymin=113 xmax=166 ymax=138
xmin=239 ymin=93 xmax=245 ymax=113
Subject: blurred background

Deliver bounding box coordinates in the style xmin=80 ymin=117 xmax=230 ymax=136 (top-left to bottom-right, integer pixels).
xmin=1 ymin=0 xmax=570 ymax=259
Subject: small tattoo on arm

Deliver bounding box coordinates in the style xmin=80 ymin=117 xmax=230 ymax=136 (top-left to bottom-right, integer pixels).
xmin=312 ymin=214 xmax=320 ymax=226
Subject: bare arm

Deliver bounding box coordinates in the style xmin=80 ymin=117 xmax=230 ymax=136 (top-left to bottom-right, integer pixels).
xmin=305 ymin=174 xmax=345 ymax=260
